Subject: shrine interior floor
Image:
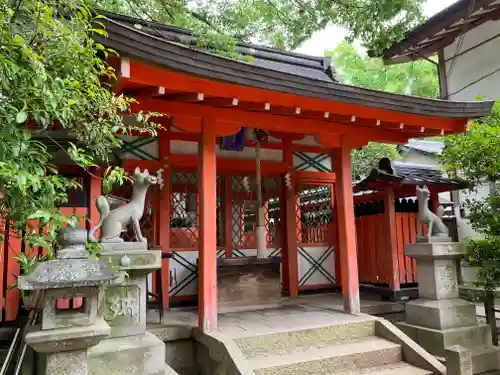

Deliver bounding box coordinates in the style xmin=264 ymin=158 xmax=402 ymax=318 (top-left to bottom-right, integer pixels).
xmin=146 ymin=292 xmax=404 ymax=337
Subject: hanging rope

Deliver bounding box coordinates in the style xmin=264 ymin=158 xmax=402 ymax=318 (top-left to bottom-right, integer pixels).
xmin=255 ymin=133 xmax=267 ymax=258
xmin=255 ymin=138 xmax=263 ymax=209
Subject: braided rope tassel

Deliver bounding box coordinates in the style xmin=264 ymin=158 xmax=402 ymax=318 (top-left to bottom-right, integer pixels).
xmin=255 ymin=138 xmax=267 ymax=258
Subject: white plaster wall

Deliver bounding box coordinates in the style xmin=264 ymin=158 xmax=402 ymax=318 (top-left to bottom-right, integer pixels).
xmin=443 ymin=19 xmax=500 ymax=101
xmin=292 ymin=135 xmax=321 ymax=146
xmin=297 ymin=246 xmax=336 ymax=286
xmin=170 ymin=140 xmax=283 ymax=161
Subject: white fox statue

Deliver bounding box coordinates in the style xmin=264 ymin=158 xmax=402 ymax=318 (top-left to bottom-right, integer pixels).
xmin=415 ymin=185 xmax=448 ymax=238
xmin=89 ymin=167 xmax=157 ymax=244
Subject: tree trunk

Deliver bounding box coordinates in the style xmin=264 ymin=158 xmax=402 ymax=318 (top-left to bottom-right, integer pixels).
xmin=484 ymin=291 xmax=498 ymax=346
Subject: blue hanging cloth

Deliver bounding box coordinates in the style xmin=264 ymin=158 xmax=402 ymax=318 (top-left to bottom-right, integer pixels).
xmin=220 ymin=127 xmax=246 ymax=151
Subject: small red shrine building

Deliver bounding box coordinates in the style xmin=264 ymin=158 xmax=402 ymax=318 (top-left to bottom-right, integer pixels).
xmin=353 ymin=158 xmax=468 ymax=301
xmin=2 ymin=11 xmax=492 ymax=331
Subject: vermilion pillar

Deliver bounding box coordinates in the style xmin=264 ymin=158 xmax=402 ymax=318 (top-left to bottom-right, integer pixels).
xmin=384 ymin=187 xmax=400 ymax=292
xmin=198 ymin=118 xmax=218 ymax=332
xmin=89 ymin=173 xmax=102 ymax=230
xmin=333 ymin=138 xmax=361 ymax=314
xmin=159 ymin=135 xmax=171 ymax=310
xmin=282 ymin=139 xmax=299 ymax=297
xmin=284 ymin=183 xmax=299 ymax=297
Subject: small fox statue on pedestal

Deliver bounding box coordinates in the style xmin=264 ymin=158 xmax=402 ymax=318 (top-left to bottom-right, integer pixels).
xmin=416 ymin=185 xmax=449 ymax=240
xmin=88 ymin=168 xmax=157 ymax=245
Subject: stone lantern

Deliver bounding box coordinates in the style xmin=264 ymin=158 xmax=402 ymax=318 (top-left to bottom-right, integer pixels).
xmin=18 ymin=227 xmax=117 ymax=375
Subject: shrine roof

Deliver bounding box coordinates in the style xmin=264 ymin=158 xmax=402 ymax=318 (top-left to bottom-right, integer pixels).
xmin=379 ymin=0 xmax=500 ymax=64
xmin=354 ymin=158 xmax=467 ymax=192
xmin=95 ymin=12 xmax=494 ymax=122
xmin=99 ymin=11 xmax=336 ymax=83
xmin=399 ymin=140 xmax=445 ymax=156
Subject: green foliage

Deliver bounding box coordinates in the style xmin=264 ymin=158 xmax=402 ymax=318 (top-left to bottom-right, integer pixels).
xmin=442 ymin=101 xmax=500 ymax=293
xmin=328 ymin=42 xmax=439 ymax=98
xmin=95 ymin=0 xmax=425 ymax=54
xmin=329 ymin=42 xmax=428 ymax=181
xmin=0 ymin=0 xmax=159 ymax=258
xmin=443 ymin=102 xmax=500 ymax=187
xmin=351 ymin=142 xmax=401 ymax=182
xmin=101 ymin=166 xmax=130 ymax=195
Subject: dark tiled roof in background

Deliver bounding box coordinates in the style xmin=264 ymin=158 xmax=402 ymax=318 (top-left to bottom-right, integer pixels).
xmin=354 ymin=158 xmax=467 ymax=192
xmin=99 ymin=11 xmax=336 ymax=82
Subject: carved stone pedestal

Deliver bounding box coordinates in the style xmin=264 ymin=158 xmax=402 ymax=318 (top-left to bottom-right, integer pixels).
xmin=397 ymin=241 xmax=500 ymax=374
xmin=88 ymin=247 xmax=164 ymax=375
xmin=18 ymin=227 xmax=116 ymax=375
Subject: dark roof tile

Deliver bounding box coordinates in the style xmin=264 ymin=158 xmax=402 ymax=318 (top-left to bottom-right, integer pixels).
xmin=354 ymin=158 xmax=467 ymax=191
xmin=99 ymin=10 xmax=336 ymax=82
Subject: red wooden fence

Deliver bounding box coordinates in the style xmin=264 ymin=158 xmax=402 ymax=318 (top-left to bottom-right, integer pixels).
xmin=0 ymin=206 xmax=88 ymax=322
xmin=356 ymin=212 xmax=419 ymax=286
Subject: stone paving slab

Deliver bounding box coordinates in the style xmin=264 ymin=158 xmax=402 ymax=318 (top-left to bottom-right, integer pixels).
xmin=147 ymin=301 xmax=379 ymax=339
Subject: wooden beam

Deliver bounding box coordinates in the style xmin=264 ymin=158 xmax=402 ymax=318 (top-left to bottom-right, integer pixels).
xmin=170 ymin=114 xmax=241 ymax=136
xmin=333 ymin=139 xmax=360 ymax=314
xmin=438 ymin=49 xmax=449 ymax=100
xmin=203 ymin=97 xmax=239 ymax=107
xmin=235 ymin=101 xmax=272 ymax=111
xmin=127 ymin=62 xmax=465 ymax=130
xmin=396 ymin=6 xmax=500 ymax=62
xmin=132 ymin=99 xmax=413 ymax=144
xmin=114 ymin=57 xmax=130 ymax=93
xmin=198 ymin=117 xmax=218 ymax=332
xmin=385 ymin=0 xmax=498 ymax=57
xmin=164 ymin=92 xmax=204 ymax=102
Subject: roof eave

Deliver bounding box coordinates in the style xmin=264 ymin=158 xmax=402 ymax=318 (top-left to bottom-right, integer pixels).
xmin=95 ymin=18 xmax=495 ymax=121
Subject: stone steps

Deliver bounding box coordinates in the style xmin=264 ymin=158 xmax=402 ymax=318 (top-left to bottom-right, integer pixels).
xmin=234 ymin=320 xmax=376 ymax=357
xmin=233 ymin=318 xmax=434 ymax=375
xmin=249 ymin=337 xmax=401 ymax=375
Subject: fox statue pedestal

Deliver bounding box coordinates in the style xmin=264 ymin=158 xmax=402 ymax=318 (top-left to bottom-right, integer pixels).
xmin=397 ymin=240 xmax=500 ymax=374
xmin=87 ymin=244 xmax=164 ymax=375
xmin=87 ymin=168 xmax=166 ymax=375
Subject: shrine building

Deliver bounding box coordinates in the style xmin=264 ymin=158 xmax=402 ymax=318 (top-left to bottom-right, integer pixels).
xmin=1 ymin=11 xmax=493 ymax=332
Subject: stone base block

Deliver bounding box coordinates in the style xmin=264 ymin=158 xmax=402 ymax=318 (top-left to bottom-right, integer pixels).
xmin=470 ymin=346 xmax=500 ymax=374
xmin=46 ymin=350 xmax=88 ymax=375
xmin=88 ymin=332 xmax=165 ymax=375
xmin=26 ymin=318 xmax=110 ymax=353
xmin=397 ymin=322 xmax=491 ymax=357
xmin=405 ymin=298 xmax=477 ymax=330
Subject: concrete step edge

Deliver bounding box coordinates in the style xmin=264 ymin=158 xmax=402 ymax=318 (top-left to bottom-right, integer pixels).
xmin=236 ymin=320 xmax=377 ymax=355
xmin=398 ymin=321 xmax=490 ymax=333
xmin=232 ymin=316 xmax=380 ymax=341
xmin=250 ymin=337 xmax=401 ymax=370
xmin=470 ymin=345 xmax=500 ymax=356
xmin=336 ymin=362 xmax=433 ymax=375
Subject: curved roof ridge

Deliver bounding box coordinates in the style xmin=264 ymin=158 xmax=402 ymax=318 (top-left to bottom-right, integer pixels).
xmin=98 ymin=10 xmax=331 ymax=70
xmin=94 ymin=15 xmax=495 ymax=120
